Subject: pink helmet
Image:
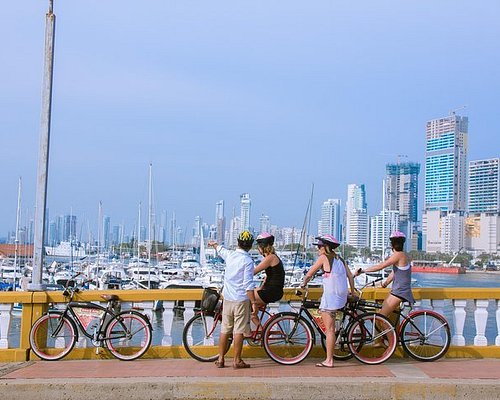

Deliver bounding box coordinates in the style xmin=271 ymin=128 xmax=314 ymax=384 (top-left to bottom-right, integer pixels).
xmin=390 ymin=231 xmax=406 ymax=239
xmin=256 ymin=232 xmax=274 ymax=246
xmin=313 ymin=234 xmax=340 ymax=249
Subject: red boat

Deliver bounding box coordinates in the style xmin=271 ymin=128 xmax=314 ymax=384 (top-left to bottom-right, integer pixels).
xmin=412 ymin=260 xmax=466 ymax=274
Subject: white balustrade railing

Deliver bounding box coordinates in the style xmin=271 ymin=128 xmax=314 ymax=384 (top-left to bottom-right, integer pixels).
xmin=1 ymin=291 xmax=500 ymax=355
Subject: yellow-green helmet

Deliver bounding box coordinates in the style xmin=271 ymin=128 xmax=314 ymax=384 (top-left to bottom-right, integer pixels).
xmin=237 ymin=230 xmax=254 ymax=248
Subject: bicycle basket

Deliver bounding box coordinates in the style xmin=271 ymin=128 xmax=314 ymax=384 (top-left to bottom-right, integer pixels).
xmin=201 ymin=287 xmax=221 ymax=313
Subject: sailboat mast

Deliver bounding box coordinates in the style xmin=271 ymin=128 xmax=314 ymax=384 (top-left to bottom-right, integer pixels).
xmin=14 ymin=177 xmax=22 ymax=290
xmin=97 ymin=201 xmax=102 ymax=266
xmin=148 ymin=163 xmax=152 ymax=263
xmin=137 ymin=202 xmax=141 ymax=260
xmin=148 ymin=163 xmax=153 ymax=288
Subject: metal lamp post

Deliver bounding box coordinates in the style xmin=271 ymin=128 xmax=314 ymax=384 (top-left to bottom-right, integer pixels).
xmin=30 ymin=0 xmax=56 ymax=290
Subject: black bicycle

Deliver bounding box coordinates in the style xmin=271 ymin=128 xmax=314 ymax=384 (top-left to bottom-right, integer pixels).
xmin=29 ymin=274 xmax=153 ymax=361
xmin=262 ymin=285 xmax=397 ymax=365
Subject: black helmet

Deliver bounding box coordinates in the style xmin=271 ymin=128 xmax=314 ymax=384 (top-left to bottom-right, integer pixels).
xmin=256 ymin=232 xmax=274 ymax=246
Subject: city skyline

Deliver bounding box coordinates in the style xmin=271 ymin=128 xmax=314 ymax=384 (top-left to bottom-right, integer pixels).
xmin=1 ymin=1 xmax=499 ymax=238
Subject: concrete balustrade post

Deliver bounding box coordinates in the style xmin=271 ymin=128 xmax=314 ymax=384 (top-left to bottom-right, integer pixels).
xmin=452 ymin=300 xmax=467 ymax=346
xmin=134 ymin=301 xmax=155 ymax=323
xmin=268 ymin=302 xmax=280 ymax=317
xmin=162 ymin=300 xmax=175 ymax=346
xmin=430 ymin=299 xmax=445 ymax=317
xmin=0 ymin=303 xmax=13 ymax=348
xmin=183 ymin=301 xmax=196 ymax=328
xmin=496 ymin=300 xmax=500 ymax=346
xmin=474 ymin=300 xmax=489 ymax=346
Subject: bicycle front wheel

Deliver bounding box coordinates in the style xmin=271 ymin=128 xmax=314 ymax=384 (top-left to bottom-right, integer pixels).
xmin=347 ymin=312 xmax=397 ymax=365
xmin=400 ymin=311 xmax=451 ymax=361
xmin=183 ymin=313 xmax=230 ymax=362
xmin=29 ymin=312 xmax=77 ymax=361
xmin=105 ymin=311 xmax=152 ymax=361
xmin=263 ymin=312 xmax=314 ymax=365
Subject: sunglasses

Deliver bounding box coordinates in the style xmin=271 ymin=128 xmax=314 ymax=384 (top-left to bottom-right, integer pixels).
xmin=316 ymin=244 xmax=325 ymax=248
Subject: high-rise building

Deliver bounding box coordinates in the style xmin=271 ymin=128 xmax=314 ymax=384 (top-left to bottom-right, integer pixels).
xmin=259 ymin=214 xmax=271 ymax=234
xmin=385 ymin=162 xmax=420 ymax=224
xmin=424 ymin=113 xmax=468 ymax=212
xmin=318 ymin=199 xmax=341 ymax=239
xmin=346 ymin=184 xmax=369 ymax=248
xmin=468 ymin=158 xmax=500 ymax=214
xmin=370 ymin=210 xmax=400 ymax=252
xmin=423 ymin=113 xmax=468 ymax=253
xmin=240 ymin=193 xmax=251 ymax=231
xmin=63 ymin=215 xmax=77 ymax=241
xmin=215 ymin=200 xmax=225 ymax=243
xmin=103 ymin=216 xmax=111 ymax=249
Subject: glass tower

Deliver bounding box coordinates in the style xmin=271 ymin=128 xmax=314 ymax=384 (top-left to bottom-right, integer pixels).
xmin=468 ymin=158 xmax=500 ymax=214
xmin=424 ymin=113 xmax=468 ymax=212
xmin=240 ymin=193 xmax=251 ymax=231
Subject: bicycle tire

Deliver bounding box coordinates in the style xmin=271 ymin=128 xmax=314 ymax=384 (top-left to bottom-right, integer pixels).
xmin=400 ymin=310 xmax=451 ymax=362
xmin=332 ymin=311 xmax=358 ymax=361
xmin=182 ymin=313 xmax=231 ymax=362
xmin=347 ymin=312 xmax=397 ymax=365
xmin=262 ymin=312 xmax=314 ymax=365
xmin=104 ymin=310 xmax=152 ymax=361
xmin=29 ymin=311 xmax=77 ymax=361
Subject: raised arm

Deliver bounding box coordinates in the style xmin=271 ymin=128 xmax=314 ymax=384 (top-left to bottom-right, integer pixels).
xmin=302 ymin=255 xmax=325 ymax=287
xmin=356 ymin=252 xmax=399 ymax=275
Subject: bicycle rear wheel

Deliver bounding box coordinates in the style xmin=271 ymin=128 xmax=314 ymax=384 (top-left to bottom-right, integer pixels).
xmin=29 ymin=312 xmax=77 ymax=361
xmin=183 ymin=313 xmax=230 ymax=362
xmin=105 ymin=311 xmax=152 ymax=361
xmin=347 ymin=312 xmax=396 ymax=365
xmin=400 ymin=311 xmax=451 ymax=361
xmin=263 ymin=312 xmax=314 ymax=365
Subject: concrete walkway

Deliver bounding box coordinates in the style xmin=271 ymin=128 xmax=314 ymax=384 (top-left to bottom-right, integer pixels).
xmin=1 ymin=358 xmax=499 ymax=400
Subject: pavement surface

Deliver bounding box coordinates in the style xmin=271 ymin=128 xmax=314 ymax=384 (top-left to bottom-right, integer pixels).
xmin=1 ymin=357 xmax=499 ymax=400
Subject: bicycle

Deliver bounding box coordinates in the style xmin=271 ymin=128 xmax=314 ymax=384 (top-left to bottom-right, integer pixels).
xmin=29 ymin=273 xmax=153 ymax=361
xmin=262 ymin=285 xmax=397 ymax=365
xmin=356 ymin=279 xmax=451 ymax=362
xmin=182 ymin=286 xmax=274 ymax=362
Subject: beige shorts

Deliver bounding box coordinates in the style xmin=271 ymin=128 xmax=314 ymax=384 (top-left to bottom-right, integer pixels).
xmin=221 ymin=299 xmax=251 ymax=335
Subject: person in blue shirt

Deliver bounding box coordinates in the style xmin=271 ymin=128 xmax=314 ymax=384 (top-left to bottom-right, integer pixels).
xmin=208 ymin=230 xmax=256 ymax=369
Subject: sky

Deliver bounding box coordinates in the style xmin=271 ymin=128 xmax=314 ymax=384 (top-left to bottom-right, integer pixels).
xmin=1 ymin=1 xmax=499 ymax=240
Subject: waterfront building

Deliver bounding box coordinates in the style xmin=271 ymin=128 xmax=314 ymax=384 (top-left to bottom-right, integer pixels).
xmin=229 ymin=216 xmax=241 ymax=248
xmin=112 ymin=225 xmax=120 ymax=246
xmin=422 ymin=113 xmax=468 ymax=252
xmin=215 ymin=200 xmax=225 ymax=243
xmin=240 ymin=193 xmax=251 ymax=231
xmin=469 ymin=158 xmax=500 ymax=214
xmin=424 ymin=113 xmax=468 ymax=212
xmin=63 ymin=214 xmax=76 ymax=241
xmin=385 ymin=161 xmax=420 ymax=231
xmin=318 ymin=199 xmax=341 ymax=239
xmin=103 ymin=216 xmax=111 ymax=250
xmin=370 ymin=210 xmax=400 ymax=252
xmin=346 ymin=184 xmax=369 ymax=248
xmin=259 ymin=214 xmax=271 ymax=234
xmin=465 ymin=213 xmax=500 ymax=255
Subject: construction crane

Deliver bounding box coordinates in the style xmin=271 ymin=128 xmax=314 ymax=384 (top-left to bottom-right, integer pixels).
xmin=449 ymin=105 xmax=467 ymax=116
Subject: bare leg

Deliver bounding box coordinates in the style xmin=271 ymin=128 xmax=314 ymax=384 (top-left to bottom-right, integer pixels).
xmin=320 ymin=311 xmax=335 ymax=367
xmin=217 ymin=332 xmax=230 ymax=365
xmin=380 ymin=294 xmax=401 ymax=318
xmin=232 ymin=333 xmax=245 ymax=364
xmin=252 ymin=289 xmax=265 ymax=326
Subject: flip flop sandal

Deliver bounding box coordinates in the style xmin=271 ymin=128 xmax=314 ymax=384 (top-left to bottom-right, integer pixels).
xmin=315 ymin=362 xmax=334 ymax=368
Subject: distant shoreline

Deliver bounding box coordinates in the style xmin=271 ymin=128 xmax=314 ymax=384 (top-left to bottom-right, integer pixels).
xmin=464 ymin=270 xmax=499 ymax=275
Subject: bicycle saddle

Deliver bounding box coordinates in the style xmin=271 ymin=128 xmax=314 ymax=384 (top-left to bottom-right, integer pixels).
xmin=101 ymin=294 xmax=119 ymax=301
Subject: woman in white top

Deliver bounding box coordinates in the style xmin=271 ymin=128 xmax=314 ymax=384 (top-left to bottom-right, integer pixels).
xmin=302 ymin=235 xmax=355 ymax=368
